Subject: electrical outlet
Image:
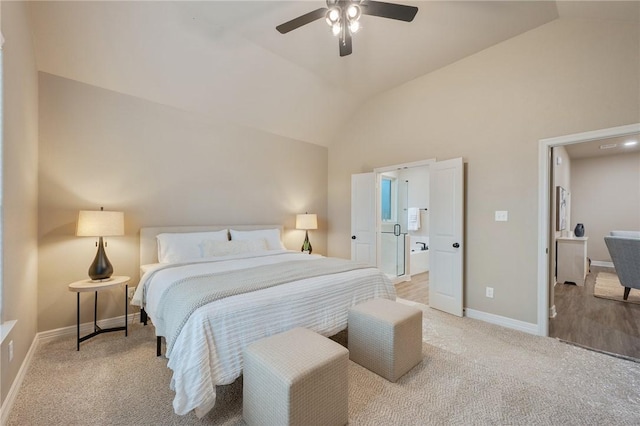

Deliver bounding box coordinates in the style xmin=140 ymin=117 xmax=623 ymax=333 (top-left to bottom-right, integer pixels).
xmin=127 ymin=287 xmax=136 ymax=299
xmin=486 ymin=287 xmax=494 ymax=298
xmin=9 ymin=340 xmax=14 ymax=362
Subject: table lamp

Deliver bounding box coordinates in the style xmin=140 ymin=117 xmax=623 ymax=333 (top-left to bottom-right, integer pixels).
xmin=296 ymin=213 xmax=317 ymax=254
xmin=76 ymin=207 xmax=124 ymax=281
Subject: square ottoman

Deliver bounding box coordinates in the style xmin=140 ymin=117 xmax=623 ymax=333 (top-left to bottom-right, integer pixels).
xmin=243 ymin=327 xmax=349 ymax=426
xmin=348 ymin=298 xmax=422 ymax=382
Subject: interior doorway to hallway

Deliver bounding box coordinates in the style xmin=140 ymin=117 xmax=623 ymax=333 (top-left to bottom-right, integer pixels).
xmin=538 ymin=123 xmax=640 ymax=359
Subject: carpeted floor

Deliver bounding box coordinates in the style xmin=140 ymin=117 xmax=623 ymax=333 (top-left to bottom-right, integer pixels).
xmin=594 ymin=271 xmax=640 ymax=304
xmin=7 ymin=300 xmax=640 ymax=425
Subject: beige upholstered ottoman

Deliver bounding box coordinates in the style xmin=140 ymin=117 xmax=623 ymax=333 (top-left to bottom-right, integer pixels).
xmin=243 ymin=327 xmax=349 ymax=426
xmin=348 ymin=298 xmax=422 ymax=382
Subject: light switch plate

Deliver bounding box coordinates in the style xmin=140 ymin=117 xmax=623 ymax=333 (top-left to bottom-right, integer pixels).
xmin=495 ymin=211 xmax=508 ymax=221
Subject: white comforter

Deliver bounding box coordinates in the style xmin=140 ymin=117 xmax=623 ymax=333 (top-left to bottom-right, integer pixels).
xmin=132 ymin=251 xmax=395 ymax=417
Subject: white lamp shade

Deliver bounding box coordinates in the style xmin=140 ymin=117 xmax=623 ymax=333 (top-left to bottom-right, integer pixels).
xmin=76 ymin=210 xmax=125 ymax=237
xmin=296 ymin=213 xmax=318 ymax=230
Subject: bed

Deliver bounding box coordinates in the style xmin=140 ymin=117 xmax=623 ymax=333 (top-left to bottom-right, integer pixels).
xmin=131 ymin=225 xmax=396 ymax=417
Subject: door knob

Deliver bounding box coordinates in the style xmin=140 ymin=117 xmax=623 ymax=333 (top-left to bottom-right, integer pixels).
xmin=453 ymin=242 xmax=460 ymax=248
xmin=352 ymin=235 xmax=356 ymax=240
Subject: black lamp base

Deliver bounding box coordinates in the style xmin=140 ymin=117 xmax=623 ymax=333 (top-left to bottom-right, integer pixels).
xmin=301 ymin=230 xmax=313 ymax=254
xmin=88 ymin=237 xmax=114 ymax=281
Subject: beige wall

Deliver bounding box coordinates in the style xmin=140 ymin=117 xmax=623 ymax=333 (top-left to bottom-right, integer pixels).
xmin=327 ymin=18 xmax=640 ymax=324
xmin=38 ymin=73 xmax=328 ymax=332
xmin=571 ymin=152 xmax=640 ymax=262
xmin=1 ymin=1 xmax=39 ymax=405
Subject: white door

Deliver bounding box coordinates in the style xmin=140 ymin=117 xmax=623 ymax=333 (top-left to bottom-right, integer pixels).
xmin=351 ymin=173 xmax=377 ymax=265
xmin=429 ymin=157 xmax=464 ymax=316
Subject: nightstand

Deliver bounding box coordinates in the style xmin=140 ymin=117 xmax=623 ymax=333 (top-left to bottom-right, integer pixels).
xmin=68 ymin=275 xmax=130 ymax=351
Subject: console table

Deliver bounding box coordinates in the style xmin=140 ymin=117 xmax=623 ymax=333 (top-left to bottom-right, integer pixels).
xmin=557 ymin=237 xmax=589 ymax=285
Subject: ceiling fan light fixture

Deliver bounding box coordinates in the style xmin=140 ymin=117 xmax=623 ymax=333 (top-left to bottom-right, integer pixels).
xmin=277 ymin=0 xmax=418 ymax=57
xmin=326 ymin=7 xmax=340 ymax=25
xmin=347 ymin=4 xmax=361 ymax=20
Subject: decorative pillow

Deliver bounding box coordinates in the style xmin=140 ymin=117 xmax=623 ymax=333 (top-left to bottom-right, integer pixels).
xmin=229 ymin=228 xmax=286 ymax=251
xmin=156 ymin=230 xmax=229 ymax=263
xmin=201 ymin=239 xmax=268 ymax=257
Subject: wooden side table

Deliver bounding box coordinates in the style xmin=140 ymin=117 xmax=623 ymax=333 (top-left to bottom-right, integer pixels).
xmin=68 ymin=275 xmax=130 ymax=351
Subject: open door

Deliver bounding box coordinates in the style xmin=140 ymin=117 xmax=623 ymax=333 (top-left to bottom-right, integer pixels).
xmin=429 ymin=157 xmax=464 ymax=316
xmin=351 ymin=173 xmax=377 ymax=265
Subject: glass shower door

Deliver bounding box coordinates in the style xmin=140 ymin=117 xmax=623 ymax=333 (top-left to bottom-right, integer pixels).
xmin=381 ymin=224 xmax=407 ymax=277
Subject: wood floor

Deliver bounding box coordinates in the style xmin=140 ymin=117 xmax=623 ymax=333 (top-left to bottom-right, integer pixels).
xmin=550 ymin=266 xmax=640 ymax=360
xmin=399 ymin=269 xmax=640 ymax=360
xmin=394 ymin=272 xmax=429 ymax=305
xmin=396 ymin=269 xmax=640 ymax=360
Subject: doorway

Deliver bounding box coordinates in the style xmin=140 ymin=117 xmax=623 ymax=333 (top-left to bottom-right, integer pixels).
xmin=352 ymin=157 xmax=464 ymax=317
xmin=537 ymin=123 xmax=640 ymax=344
xmin=378 ymin=168 xmax=430 ymax=281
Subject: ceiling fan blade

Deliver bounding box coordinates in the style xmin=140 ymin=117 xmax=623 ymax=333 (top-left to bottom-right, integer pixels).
xmin=339 ymin=32 xmax=353 ymax=57
xmin=361 ymin=1 xmax=418 ymax=22
xmin=276 ymin=8 xmax=328 ymax=34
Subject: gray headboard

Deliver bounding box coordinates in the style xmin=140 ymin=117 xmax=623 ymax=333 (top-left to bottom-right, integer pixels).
xmin=139 ymin=224 xmax=284 ymax=266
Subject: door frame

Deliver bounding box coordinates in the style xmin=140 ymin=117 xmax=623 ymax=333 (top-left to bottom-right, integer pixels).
xmin=374 ymin=158 xmax=436 ymax=281
xmin=537 ymin=123 xmax=640 ymax=336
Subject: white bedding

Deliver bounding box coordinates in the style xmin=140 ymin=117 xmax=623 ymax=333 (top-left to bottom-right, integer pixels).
xmin=131 ymin=251 xmax=395 ymax=417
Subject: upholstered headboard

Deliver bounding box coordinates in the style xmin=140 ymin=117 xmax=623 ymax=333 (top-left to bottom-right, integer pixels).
xmin=139 ymin=224 xmax=284 ymax=266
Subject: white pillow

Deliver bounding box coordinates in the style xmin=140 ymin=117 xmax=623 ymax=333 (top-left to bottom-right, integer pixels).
xmin=201 ymin=239 xmax=268 ymax=257
xmin=229 ymin=228 xmax=286 ymax=251
xmin=156 ymin=230 xmax=229 ymax=263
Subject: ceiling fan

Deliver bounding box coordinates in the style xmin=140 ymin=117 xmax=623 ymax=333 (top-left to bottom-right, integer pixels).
xmin=276 ymin=0 xmax=418 ymax=57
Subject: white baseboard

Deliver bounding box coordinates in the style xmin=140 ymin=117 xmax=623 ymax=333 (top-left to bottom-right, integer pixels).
xmin=37 ymin=312 xmax=140 ymax=344
xmin=0 ymin=312 xmax=140 ymax=423
xmin=0 ymin=331 xmax=40 ymax=426
xmin=591 ymin=260 xmax=614 ymax=268
xmin=465 ymin=308 xmax=539 ymax=335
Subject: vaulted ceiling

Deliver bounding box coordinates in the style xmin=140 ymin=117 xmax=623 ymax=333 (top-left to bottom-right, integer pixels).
xmin=27 ymin=1 xmax=640 ymax=146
